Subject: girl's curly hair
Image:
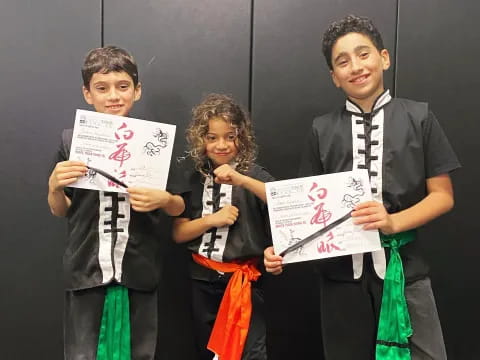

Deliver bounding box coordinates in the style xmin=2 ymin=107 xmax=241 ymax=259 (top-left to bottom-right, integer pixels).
xmin=186 ymin=93 xmax=257 ymax=177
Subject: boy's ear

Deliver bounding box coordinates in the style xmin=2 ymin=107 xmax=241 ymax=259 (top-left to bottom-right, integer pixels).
xmin=82 ymin=86 xmax=94 ymax=105
xmin=380 ymin=49 xmax=391 ymax=70
xmin=134 ymin=82 xmax=142 ymax=102
xmin=330 ymin=70 xmax=341 ymax=88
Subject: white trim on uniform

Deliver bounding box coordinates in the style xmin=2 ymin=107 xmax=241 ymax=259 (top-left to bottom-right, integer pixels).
xmin=348 ymin=90 xmax=392 ymax=279
xmin=199 ymin=176 xmax=233 ymax=262
xmin=98 ymin=191 xmax=114 ymax=283
xmin=370 ymin=106 xmax=386 ymax=279
xmin=113 ymin=194 xmax=131 ymax=282
xmin=351 ymin=114 xmax=366 ymax=279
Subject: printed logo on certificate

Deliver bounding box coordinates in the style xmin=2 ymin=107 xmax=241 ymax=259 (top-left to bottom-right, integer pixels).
xmin=68 ymin=109 xmax=176 ymax=193
xmin=266 ymin=170 xmax=381 ymax=264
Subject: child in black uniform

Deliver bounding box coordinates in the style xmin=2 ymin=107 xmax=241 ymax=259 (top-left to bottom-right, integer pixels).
xmin=48 ymin=46 xmax=184 ymax=360
xmin=173 ymin=93 xmax=273 ymax=360
xmin=264 ymin=15 xmax=460 ymax=360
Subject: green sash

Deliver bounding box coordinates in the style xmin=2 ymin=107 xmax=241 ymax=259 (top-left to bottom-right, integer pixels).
xmin=96 ymin=285 xmax=131 ymax=360
xmin=376 ymin=230 xmax=415 ymax=360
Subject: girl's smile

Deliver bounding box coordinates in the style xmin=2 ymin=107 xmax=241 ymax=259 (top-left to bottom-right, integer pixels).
xmin=204 ymin=117 xmax=239 ymax=167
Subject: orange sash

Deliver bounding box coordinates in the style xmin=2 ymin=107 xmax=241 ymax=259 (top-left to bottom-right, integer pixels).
xmin=192 ymin=253 xmax=261 ymax=360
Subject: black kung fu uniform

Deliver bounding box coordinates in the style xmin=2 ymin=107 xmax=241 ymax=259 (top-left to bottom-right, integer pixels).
xmin=299 ymin=90 xmax=460 ymax=360
xmin=178 ymin=162 xmax=274 ymax=360
xmin=55 ymin=129 xmax=171 ymax=360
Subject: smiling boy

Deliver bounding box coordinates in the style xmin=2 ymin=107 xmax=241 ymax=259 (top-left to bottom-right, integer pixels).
xmin=48 ymin=46 xmax=184 ymax=360
xmin=264 ymin=15 xmax=460 ymax=359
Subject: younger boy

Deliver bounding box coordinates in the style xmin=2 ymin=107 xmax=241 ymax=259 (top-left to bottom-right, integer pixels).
xmin=264 ymin=15 xmax=459 ymax=360
xmin=48 ymin=46 xmax=184 ymax=359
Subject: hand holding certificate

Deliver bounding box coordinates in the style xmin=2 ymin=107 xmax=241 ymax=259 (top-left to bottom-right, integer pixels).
xmin=68 ymin=109 xmax=176 ymax=193
xmin=266 ymin=170 xmax=381 ymax=264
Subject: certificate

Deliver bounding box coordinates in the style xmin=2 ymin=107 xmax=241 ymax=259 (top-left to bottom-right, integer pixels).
xmin=68 ymin=109 xmax=176 ymax=193
xmin=266 ymin=170 xmax=381 ymax=264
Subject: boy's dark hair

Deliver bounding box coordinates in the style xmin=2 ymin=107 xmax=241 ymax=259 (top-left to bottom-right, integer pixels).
xmin=81 ymin=45 xmax=139 ymax=88
xmin=322 ymin=15 xmax=385 ymax=70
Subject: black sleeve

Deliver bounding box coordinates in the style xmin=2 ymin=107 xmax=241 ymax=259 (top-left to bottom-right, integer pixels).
xmin=178 ymin=191 xmax=193 ymax=219
xmin=50 ymin=129 xmax=74 ymax=199
xmin=422 ymin=110 xmax=461 ymax=178
xmin=165 ymin=158 xmax=192 ymax=195
xmin=250 ymin=164 xmax=275 ymax=183
xmin=247 ymin=165 xmax=274 ymax=248
xmin=298 ymin=123 xmax=324 ymax=177
xmin=171 ymin=158 xmax=197 ymax=218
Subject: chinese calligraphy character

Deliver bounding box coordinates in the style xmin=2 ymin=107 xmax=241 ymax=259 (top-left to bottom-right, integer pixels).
xmin=114 ymin=122 xmax=134 ymax=140
xmin=308 ymin=182 xmax=331 ymax=226
xmin=109 ymin=143 xmax=131 ymax=167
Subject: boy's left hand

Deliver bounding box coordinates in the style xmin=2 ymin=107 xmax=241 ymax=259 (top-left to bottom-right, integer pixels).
xmin=127 ymin=187 xmax=172 ymax=212
xmin=213 ymin=164 xmax=246 ymax=186
xmin=351 ymin=201 xmax=395 ymax=235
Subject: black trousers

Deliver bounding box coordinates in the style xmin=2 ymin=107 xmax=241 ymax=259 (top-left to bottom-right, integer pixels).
xmin=191 ymin=276 xmax=267 ymax=360
xmin=318 ymin=266 xmax=382 ymax=360
xmin=317 ymin=261 xmax=446 ymax=359
xmin=64 ymin=286 xmax=158 ymax=360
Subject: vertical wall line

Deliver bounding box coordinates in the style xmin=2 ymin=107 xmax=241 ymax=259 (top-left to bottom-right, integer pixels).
xmin=393 ymin=0 xmax=400 ymax=97
xmin=248 ymin=0 xmax=255 ymax=113
xmin=101 ymin=0 xmax=104 ymax=46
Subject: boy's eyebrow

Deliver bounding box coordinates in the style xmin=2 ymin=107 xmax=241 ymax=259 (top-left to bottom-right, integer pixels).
xmin=354 ymin=45 xmax=371 ymax=53
xmin=91 ymin=80 xmax=107 ymax=86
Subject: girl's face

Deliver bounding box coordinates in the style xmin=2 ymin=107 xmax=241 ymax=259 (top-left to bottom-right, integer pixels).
xmin=204 ymin=117 xmax=239 ymax=167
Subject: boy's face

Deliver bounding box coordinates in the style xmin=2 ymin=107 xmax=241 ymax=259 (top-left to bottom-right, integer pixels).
xmin=83 ymin=71 xmax=141 ymax=117
xmin=330 ymin=32 xmax=390 ymax=110
xmin=204 ymin=117 xmax=239 ymax=167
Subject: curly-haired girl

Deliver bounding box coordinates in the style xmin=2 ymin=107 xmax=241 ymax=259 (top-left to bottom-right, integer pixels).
xmin=173 ymin=93 xmax=273 ymax=360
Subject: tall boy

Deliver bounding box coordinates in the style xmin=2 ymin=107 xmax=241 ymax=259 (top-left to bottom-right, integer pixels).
xmin=48 ymin=46 xmax=184 ymax=359
xmin=264 ymin=15 xmax=460 ymax=359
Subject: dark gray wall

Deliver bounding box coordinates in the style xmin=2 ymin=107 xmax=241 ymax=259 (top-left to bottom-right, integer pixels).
xmin=0 ymin=0 xmax=100 ymax=359
xmin=103 ymin=0 xmax=251 ymax=152
xmin=1 ymin=0 xmax=478 ymax=359
xmin=396 ymin=1 xmax=480 ymax=358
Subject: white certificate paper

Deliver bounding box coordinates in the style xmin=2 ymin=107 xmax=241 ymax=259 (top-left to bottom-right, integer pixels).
xmin=266 ymin=170 xmax=381 ymax=264
xmin=68 ymin=109 xmax=176 ymax=193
